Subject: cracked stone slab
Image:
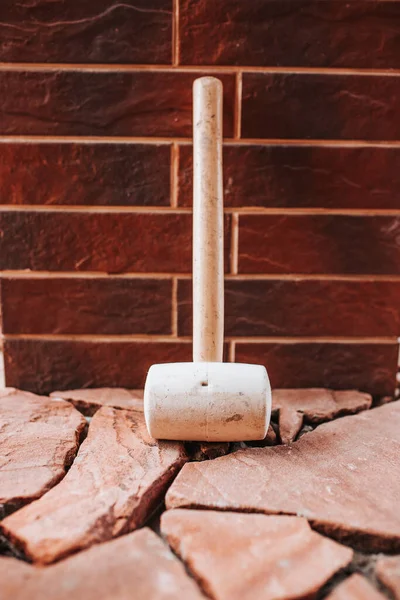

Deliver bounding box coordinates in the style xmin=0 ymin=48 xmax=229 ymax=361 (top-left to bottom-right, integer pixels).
xmin=0 ymin=528 xmax=205 ymax=600
xmin=326 ymin=574 xmax=386 ymax=599
xmin=161 ymin=509 xmax=352 ymax=600
xmin=50 ymin=387 xmax=144 ymax=416
xmin=0 ymin=388 xmax=86 ymax=518
xmin=1 ymin=407 xmax=187 ymax=564
xmin=376 ymin=556 xmax=400 ymax=599
xmin=273 ymin=388 xmax=372 ymax=443
xmin=166 ymin=402 xmax=400 ymax=552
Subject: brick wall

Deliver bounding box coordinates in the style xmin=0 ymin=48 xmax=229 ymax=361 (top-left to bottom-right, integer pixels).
xmin=0 ymin=0 xmax=399 ymax=396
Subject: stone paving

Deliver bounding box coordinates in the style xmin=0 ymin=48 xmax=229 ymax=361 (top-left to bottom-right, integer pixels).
xmin=1 ymin=387 xmax=399 ymax=599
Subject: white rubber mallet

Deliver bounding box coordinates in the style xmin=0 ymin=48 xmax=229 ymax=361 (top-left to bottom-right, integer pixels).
xmin=144 ymin=76 xmax=271 ymax=442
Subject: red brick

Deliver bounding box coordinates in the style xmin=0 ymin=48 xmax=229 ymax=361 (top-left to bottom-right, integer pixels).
xmin=0 ymin=0 xmax=172 ymax=64
xmin=1 ymin=278 xmax=172 ymax=335
xmin=238 ymin=215 xmax=400 ymax=275
xmin=235 ymin=342 xmax=398 ymax=396
xmin=0 ymin=212 xmax=231 ymax=274
xmin=0 ymin=143 xmax=171 ymax=206
xmin=178 ymin=145 xmax=400 ymax=209
xmin=180 ymin=0 xmax=400 ymax=68
xmin=242 ymin=73 xmax=400 ymax=140
xmin=178 ymin=279 xmax=400 ymax=337
xmin=3 ymin=340 xmax=230 ymax=395
xmin=0 ymin=71 xmax=235 ymax=138
xmin=3 ymin=340 xmax=192 ymax=394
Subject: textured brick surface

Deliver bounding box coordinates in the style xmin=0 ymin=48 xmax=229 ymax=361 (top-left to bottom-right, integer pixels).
xmin=3 ymin=340 xmax=193 ymax=394
xmin=180 ymin=0 xmax=400 ymax=68
xmin=0 ymin=71 xmax=235 ymax=137
xmin=2 ymin=278 xmax=173 ymax=335
xmin=178 ymin=279 xmax=400 ymax=337
xmin=0 ymin=0 xmax=172 ymax=64
xmin=0 ymin=212 xmax=231 ymax=273
xmin=238 ymin=215 xmax=400 ymax=275
xmin=235 ymin=343 xmax=398 ymax=397
xmin=4 ymin=339 xmax=396 ymax=397
xmin=0 ymin=143 xmax=171 ymax=206
xmin=178 ymin=145 xmax=400 ymax=209
xmin=242 ymin=73 xmax=400 ymax=140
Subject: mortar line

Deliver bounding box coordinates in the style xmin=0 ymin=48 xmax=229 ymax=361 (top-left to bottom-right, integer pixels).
xmin=0 ymin=205 xmax=192 ymax=214
xmin=2 ymin=271 xmax=400 ymax=282
xmin=3 ymin=136 xmax=400 ymax=148
xmin=234 ymin=71 xmax=242 ymax=139
xmin=2 ymin=63 xmax=400 ymax=76
xmin=3 ymin=334 xmax=397 ymax=344
xmin=230 ymin=213 xmax=239 ymax=274
xmin=170 ymin=143 xmax=179 ymax=208
xmin=228 ymin=341 xmax=236 ymax=363
xmin=0 ymin=271 xmax=192 ymax=279
xmin=4 ymin=205 xmax=400 ymax=216
xmin=172 ymin=0 xmax=180 ymax=66
xmin=171 ymin=277 xmax=178 ymax=336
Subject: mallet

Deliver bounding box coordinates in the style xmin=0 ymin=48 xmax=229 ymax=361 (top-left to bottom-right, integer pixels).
xmin=144 ymin=76 xmax=271 ymax=441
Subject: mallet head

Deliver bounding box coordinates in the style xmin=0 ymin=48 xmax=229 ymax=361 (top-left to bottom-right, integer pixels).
xmin=144 ymin=362 xmax=271 ymax=442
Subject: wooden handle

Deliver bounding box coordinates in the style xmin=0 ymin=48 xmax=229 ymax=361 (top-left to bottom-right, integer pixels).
xmin=192 ymin=77 xmax=224 ymax=363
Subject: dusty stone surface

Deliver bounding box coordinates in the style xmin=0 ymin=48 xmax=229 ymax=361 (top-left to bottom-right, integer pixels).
xmin=279 ymin=405 xmax=304 ymax=444
xmin=161 ymin=509 xmax=352 ymax=600
xmin=0 ymin=388 xmax=86 ymax=517
xmin=326 ymin=574 xmax=386 ymax=599
xmin=273 ymin=388 xmax=372 ymax=443
xmin=0 ymin=528 xmax=205 ymax=600
xmin=1 ymin=407 xmax=187 ymax=564
xmin=166 ymin=402 xmax=400 ymax=552
xmin=376 ymin=556 xmax=400 ymax=599
xmin=50 ymin=387 xmax=144 ymax=416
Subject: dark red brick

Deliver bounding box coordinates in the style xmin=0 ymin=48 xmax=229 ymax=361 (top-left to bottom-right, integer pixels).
xmin=3 ymin=340 xmax=230 ymax=394
xmin=238 ymin=215 xmax=400 ymax=275
xmin=3 ymin=340 xmax=192 ymax=394
xmin=180 ymin=0 xmax=400 ymax=68
xmin=242 ymin=73 xmax=400 ymax=140
xmin=0 ymin=0 xmax=172 ymax=64
xmin=235 ymin=342 xmax=398 ymax=396
xmin=178 ymin=144 xmax=400 ymax=209
xmin=178 ymin=279 xmax=400 ymax=337
xmin=0 ymin=71 xmax=235 ymax=138
xmin=1 ymin=278 xmax=172 ymax=335
xmin=0 ymin=143 xmax=170 ymax=206
xmin=0 ymin=211 xmax=231 ymax=274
